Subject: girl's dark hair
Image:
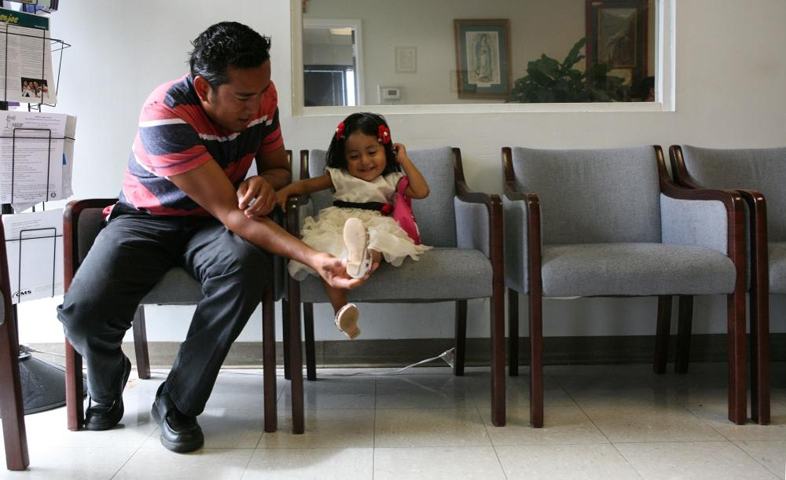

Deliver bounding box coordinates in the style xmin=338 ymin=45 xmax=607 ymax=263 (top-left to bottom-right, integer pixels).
xmin=189 ymin=22 xmax=271 ymax=88
xmin=326 ymin=112 xmax=401 ymax=175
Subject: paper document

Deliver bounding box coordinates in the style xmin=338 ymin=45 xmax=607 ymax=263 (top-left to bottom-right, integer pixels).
xmin=0 ymin=110 xmax=76 ymax=205
xmin=0 ymin=8 xmax=57 ymax=105
xmin=1 ymin=209 xmax=63 ymax=304
xmin=61 ymin=114 xmax=75 ymax=199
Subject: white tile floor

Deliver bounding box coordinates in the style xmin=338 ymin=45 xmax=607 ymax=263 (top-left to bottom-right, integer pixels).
xmin=3 ymin=363 xmax=786 ymax=479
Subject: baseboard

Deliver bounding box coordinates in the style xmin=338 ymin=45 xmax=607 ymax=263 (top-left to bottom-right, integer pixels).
xmin=27 ymin=333 xmax=786 ymax=369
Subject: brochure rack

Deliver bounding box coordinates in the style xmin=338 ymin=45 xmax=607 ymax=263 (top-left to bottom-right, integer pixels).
xmin=0 ymin=6 xmax=73 ymax=472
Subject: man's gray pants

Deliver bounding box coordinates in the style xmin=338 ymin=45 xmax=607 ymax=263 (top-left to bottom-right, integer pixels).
xmin=57 ymin=207 xmax=271 ymax=417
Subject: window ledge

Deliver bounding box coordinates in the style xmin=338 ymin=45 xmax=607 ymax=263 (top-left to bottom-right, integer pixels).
xmin=297 ymin=101 xmax=673 ymax=117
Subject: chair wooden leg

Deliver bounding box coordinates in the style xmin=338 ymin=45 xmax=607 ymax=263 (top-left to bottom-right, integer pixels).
xmin=675 ymin=296 xmax=693 ymax=374
xmin=303 ymin=303 xmax=317 ymax=381
xmin=0 ymin=315 xmax=29 ymax=471
xmin=727 ymin=290 xmax=747 ymax=425
xmin=750 ymin=284 xmax=770 ymax=425
xmin=491 ymin=282 xmax=506 ymax=427
xmin=653 ymin=296 xmax=672 ymax=374
xmin=262 ymin=290 xmax=277 ymax=433
xmin=529 ymin=292 xmax=543 ymax=428
xmin=65 ymin=339 xmax=84 ymax=431
xmin=288 ymin=280 xmax=304 ymax=434
xmin=132 ymin=305 xmax=151 ymax=380
xmin=508 ymin=288 xmax=519 ymax=377
xmin=282 ymin=299 xmax=291 ymax=380
xmin=453 ymin=300 xmax=467 ymax=376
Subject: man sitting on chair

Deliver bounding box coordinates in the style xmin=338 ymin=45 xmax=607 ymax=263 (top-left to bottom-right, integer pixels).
xmin=57 ymin=21 xmax=364 ymax=453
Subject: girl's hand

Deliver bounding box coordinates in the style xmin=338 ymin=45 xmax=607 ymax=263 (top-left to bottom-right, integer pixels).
xmin=275 ymin=187 xmax=292 ymax=212
xmin=392 ymin=143 xmax=430 ymax=199
xmin=393 ymin=143 xmax=410 ymax=164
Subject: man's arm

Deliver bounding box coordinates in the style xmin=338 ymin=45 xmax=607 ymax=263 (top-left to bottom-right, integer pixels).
xmin=169 ymin=159 xmax=364 ymax=289
xmin=255 ymin=145 xmax=290 ymax=190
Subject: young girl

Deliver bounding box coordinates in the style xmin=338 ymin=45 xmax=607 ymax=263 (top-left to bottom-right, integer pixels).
xmin=276 ymin=112 xmax=431 ymax=339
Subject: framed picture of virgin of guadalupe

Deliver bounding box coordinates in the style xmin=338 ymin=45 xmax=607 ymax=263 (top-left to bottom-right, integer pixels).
xmin=453 ymin=19 xmax=511 ymax=100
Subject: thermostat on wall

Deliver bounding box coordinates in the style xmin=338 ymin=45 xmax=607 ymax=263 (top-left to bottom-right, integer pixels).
xmin=378 ymin=86 xmax=401 ymax=102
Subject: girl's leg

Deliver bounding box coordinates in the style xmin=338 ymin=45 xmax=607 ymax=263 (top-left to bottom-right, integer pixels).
xmin=322 ymin=281 xmax=348 ymax=314
xmin=321 ymin=249 xmax=384 ymax=340
xmin=368 ymin=249 xmax=383 ymax=273
xmin=322 ymin=281 xmax=361 ymax=339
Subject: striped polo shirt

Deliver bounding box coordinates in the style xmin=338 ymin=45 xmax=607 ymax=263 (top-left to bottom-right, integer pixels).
xmin=114 ymin=74 xmax=283 ymax=216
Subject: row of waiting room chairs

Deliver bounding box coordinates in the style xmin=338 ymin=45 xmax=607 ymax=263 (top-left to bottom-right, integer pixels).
xmin=2 ymin=144 xmax=782 ymax=470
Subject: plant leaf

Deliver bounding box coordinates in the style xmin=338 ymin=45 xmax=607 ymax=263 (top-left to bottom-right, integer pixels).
xmin=563 ymin=37 xmax=587 ymax=68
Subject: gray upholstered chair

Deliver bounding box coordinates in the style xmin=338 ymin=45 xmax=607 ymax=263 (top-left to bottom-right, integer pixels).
xmin=669 ymin=144 xmax=783 ymax=425
xmin=503 ymin=145 xmax=748 ymax=427
xmin=284 ymin=147 xmax=505 ymax=434
xmin=0 ymin=219 xmax=29 ymax=471
xmin=62 ymin=153 xmax=293 ymax=433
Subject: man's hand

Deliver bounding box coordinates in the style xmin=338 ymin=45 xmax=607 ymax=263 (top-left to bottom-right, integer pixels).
xmin=312 ymin=252 xmax=367 ymax=290
xmin=238 ymin=175 xmax=276 ymax=217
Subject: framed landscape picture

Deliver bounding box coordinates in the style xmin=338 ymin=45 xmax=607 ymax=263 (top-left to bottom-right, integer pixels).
xmin=454 ymin=19 xmax=511 ymax=99
xmin=586 ymin=0 xmax=648 ymax=90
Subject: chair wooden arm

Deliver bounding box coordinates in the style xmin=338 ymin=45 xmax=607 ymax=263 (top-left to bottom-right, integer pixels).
xmin=670 ymin=145 xmax=767 ymax=269
xmin=502 ymin=146 xmax=542 ymax=280
xmin=657 ymin=145 xmax=745 ymax=269
xmin=453 ymin=148 xmax=503 ymax=266
xmin=658 ymin=146 xmax=743 ymax=211
xmin=284 ymin=193 xmax=313 ymax=239
xmin=63 ymin=198 xmax=117 ymax=290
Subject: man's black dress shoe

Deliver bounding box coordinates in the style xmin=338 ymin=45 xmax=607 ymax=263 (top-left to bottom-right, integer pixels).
xmin=151 ymin=383 xmax=204 ymax=453
xmin=84 ymin=355 xmax=132 ymax=431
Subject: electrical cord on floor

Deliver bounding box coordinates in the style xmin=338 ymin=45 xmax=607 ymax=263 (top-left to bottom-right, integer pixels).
xmin=319 ymin=347 xmax=455 ymax=377
xmin=147 ymin=348 xmax=456 ymax=378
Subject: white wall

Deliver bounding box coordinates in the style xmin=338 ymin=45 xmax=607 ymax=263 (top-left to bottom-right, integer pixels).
xmin=17 ymin=0 xmax=786 ymax=346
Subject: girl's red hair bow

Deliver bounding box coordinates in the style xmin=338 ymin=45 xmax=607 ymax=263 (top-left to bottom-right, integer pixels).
xmin=378 ymin=125 xmax=391 ymax=144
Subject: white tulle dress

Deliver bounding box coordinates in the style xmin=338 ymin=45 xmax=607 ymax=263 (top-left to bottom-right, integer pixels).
xmin=287 ymin=167 xmax=432 ymax=280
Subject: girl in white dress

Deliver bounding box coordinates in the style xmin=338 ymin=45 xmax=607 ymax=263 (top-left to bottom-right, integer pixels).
xmin=276 ymin=113 xmax=431 ymax=339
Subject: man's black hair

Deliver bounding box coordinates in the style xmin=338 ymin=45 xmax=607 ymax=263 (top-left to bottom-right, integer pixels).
xmin=189 ymin=22 xmax=271 ymax=88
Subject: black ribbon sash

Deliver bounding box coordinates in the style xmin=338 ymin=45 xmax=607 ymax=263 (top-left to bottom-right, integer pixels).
xmin=333 ymin=200 xmax=387 ymax=212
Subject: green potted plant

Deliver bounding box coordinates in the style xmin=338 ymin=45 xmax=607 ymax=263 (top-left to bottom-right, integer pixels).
xmin=508 ymin=38 xmax=629 ymax=103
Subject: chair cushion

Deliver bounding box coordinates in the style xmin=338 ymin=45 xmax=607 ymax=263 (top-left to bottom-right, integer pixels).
xmin=680 ymin=145 xmax=786 ymax=242
xmin=511 ymin=147 xmax=662 ymax=245
xmin=299 ymin=248 xmax=492 ymax=303
xmin=140 ymin=267 xmax=203 ymax=305
xmin=541 ymin=243 xmax=736 ymax=297
xmin=770 ymin=242 xmax=786 ymax=294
